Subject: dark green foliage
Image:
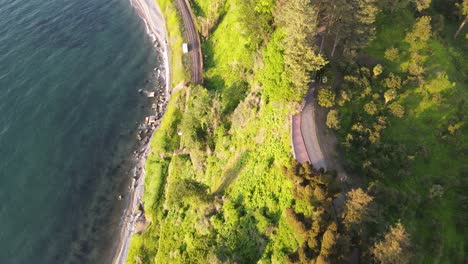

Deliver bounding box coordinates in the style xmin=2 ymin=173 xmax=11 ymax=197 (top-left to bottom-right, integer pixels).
xmin=169 ymin=178 xmax=211 ymax=206
xmin=239 ymin=0 xmax=274 ymax=49
xmin=282 ymin=161 xmax=345 ymax=262
xmin=180 ymin=85 xmax=213 ymax=148
xmin=316 ymin=0 xmax=380 ymax=58
xmin=274 ymin=0 xmax=327 ymax=100
xmin=378 ymin=0 xmax=412 ymax=13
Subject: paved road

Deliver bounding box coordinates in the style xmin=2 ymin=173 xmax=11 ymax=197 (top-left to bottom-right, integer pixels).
xmin=176 ymin=0 xmax=203 ymax=84
xmin=298 ymin=86 xmax=327 ymax=170
xmin=290 ymin=85 xmax=326 ymax=169
xmin=291 ymin=115 xmax=310 ymax=164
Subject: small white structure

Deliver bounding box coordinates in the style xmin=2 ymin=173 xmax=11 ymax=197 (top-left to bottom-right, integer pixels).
xmin=147 ymin=91 xmax=155 ymax=98
xmin=182 ymin=43 xmax=189 ymax=54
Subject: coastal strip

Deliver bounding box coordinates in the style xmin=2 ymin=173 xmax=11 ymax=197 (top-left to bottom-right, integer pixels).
xmin=112 ymin=0 xmax=171 ymax=263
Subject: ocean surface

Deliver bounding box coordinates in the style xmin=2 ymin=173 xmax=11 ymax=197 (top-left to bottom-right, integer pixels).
xmin=0 ymin=0 xmax=161 ymax=262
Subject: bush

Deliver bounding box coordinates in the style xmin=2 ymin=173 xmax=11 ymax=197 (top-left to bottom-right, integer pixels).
xmin=318 ymin=88 xmax=336 ymax=108
xmin=326 ymin=110 xmax=340 ymax=130
xmin=384 ymin=73 xmax=402 ymax=90
xmin=373 ymin=64 xmax=383 ymax=77
xmin=384 ymin=48 xmax=399 ymax=61
xmin=388 ymin=102 xmax=405 ymax=118
xmin=364 ymin=101 xmax=379 ymax=116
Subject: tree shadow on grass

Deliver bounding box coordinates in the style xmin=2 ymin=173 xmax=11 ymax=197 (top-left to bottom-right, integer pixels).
xmin=188 ymin=0 xmax=205 ymax=17
xmin=214 ymin=152 xmax=250 ymax=194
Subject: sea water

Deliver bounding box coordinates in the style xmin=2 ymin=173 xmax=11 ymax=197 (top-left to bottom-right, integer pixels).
xmin=0 ymin=0 xmax=161 ymax=262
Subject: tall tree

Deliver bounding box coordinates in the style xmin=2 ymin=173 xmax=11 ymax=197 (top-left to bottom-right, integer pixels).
xmin=378 ymin=0 xmax=411 ymax=13
xmin=404 ymin=16 xmax=432 ymax=51
xmin=275 ymin=0 xmax=327 ymax=99
xmin=415 ymin=0 xmax=432 ymax=12
xmin=239 ymin=0 xmax=274 ymax=48
xmin=454 ymin=0 xmax=468 ymax=38
xmin=315 ymin=0 xmax=380 ymax=58
xmin=342 ymin=188 xmax=376 ymax=231
xmin=371 ymin=222 xmax=412 ymax=264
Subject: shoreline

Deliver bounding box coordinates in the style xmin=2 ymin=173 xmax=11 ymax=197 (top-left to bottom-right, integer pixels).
xmin=112 ymin=0 xmax=171 ymax=263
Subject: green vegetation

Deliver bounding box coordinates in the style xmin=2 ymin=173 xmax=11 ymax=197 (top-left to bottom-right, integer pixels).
xmin=158 ymin=0 xmax=187 ymax=86
xmin=329 ymin=1 xmax=468 ymax=262
xmin=127 ymin=0 xmax=467 ymax=263
xmin=128 ymin=0 xmax=304 ymax=262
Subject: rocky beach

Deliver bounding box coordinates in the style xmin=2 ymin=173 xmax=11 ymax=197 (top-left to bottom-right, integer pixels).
xmin=112 ymin=0 xmax=171 ymax=263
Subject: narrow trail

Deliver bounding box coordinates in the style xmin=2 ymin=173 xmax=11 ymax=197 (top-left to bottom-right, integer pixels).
xmin=176 ymin=0 xmax=203 ymax=84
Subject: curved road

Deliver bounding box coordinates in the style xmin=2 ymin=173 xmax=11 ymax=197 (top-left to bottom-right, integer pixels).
xmin=301 ymin=88 xmax=327 ymax=170
xmin=292 ymin=84 xmax=354 ymax=186
xmin=291 ymin=84 xmax=327 ymax=170
xmin=176 ymin=0 xmax=203 ymax=84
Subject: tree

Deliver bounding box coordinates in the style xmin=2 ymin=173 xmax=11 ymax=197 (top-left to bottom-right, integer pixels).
xmin=275 ymin=0 xmax=327 ymax=98
xmin=384 ymin=89 xmax=397 ymax=104
xmin=373 ymin=64 xmax=383 ymax=77
xmin=454 ymin=0 xmax=468 ymax=39
xmin=180 ymin=86 xmax=213 ymax=148
xmin=405 ymin=16 xmax=432 ymax=51
xmin=371 ymin=222 xmax=412 ymax=264
xmin=378 ymin=0 xmax=411 ymax=13
xmin=364 ymin=101 xmax=379 ymax=115
xmin=285 ymin=208 xmax=308 ymax=240
xmin=388 ymin=102 xmax=405 ymax=118
xmin=345 ymin=0 xmax=380 ymax=53
xmin=384 ymin=48 xmax=399 ymax=61
xmin=342 ymin=188 xmax=376 ymax=230
xmin=320 ymin=226 xmax=338 ymax=257
xmin=318 ymin=88 xmax=336 ymax=108
xmin=384 ymin=73 xmax=402 ymax=90
xmin=239 ymin=0 xmax=274 ymax=48
xmin=415 ymin=0 xmax=431 ymax=12
xmin=326 ymin=110 xmax=340 ymax=129
xmin=315 ymin=0 xmax=379 ymax=57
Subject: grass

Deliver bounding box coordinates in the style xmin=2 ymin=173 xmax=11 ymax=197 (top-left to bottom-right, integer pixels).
xmin=157 ymin=0 xmax=188 ymax=87
xmin=360 ymin=9 xmax=468 ymax=263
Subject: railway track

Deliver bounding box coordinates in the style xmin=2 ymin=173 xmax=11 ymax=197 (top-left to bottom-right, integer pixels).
xmin=176 ymin=0 xmax=203 ymax=84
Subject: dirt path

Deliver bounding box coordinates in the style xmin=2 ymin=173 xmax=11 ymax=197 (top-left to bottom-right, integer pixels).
xmin=176 ymin=0 xmax=203 ymax=84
